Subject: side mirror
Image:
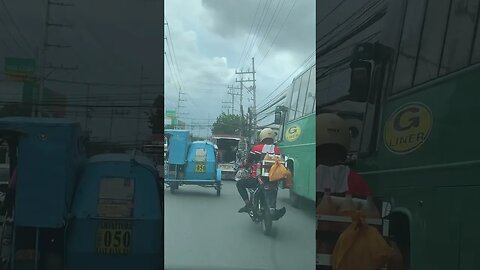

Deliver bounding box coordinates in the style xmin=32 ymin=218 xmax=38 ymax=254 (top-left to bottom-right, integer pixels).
xmin=274 ymin=111 xmax=282 ymax=125
xmin=349 ymin=60 xmax=372 ymax=102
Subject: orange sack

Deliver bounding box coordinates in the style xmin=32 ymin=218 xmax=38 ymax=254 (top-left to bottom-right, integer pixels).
xmin=331 ymin=211 xmax=394 ymax=270
xmin=268 ymin=159 xmax=292 ymax=188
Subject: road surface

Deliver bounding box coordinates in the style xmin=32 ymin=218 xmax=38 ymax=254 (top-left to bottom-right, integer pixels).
xmin=164 ymin=181 xmax=316 ymax=270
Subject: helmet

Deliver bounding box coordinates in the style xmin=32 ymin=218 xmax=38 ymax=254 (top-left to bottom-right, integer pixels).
xmin=259 ymin=128 xmax=276 ymax=142
xmin=316 ymin=113 xmax=350 ymax=151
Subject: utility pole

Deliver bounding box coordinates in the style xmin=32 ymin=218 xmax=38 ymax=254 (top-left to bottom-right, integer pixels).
xmin=235 ymin=57 xmax=256 ymax=139
xmin=227 ymin=85 xmax=241 ymax=114
xmin=251 ymin=57 xmax=257 ymax=141
xmin=175 ymin=88 xmax=186 ymax=129
xmin=36 ymin=0 xmax=78 ymax=117
xmin=222 ymin=100 xmax=232 ymax=114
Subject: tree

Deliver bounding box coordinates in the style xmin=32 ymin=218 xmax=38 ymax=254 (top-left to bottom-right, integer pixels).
xmin=211 ymin=113 xmax=250 ymax=135
xmin=146 ymin=94 xmax=163 ymax=134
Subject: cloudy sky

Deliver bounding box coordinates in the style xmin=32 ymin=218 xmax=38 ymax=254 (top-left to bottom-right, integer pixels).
xmin=164 ymin=0 xmax=316 ymax=137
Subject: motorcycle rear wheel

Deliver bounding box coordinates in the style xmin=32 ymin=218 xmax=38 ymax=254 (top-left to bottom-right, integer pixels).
xmin=262 ymin=208 xmax=273 ymax=235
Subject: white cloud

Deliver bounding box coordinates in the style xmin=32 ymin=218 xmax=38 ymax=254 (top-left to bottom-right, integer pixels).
xmin=165 ymin=0 xmax=315 ymax=135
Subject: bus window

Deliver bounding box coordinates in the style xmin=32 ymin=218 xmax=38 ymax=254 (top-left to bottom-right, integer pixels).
xmin=304 ymin=67 xmax=316 ymax=115
xmin=439 ymin=0 xmax=479 ymax=75
xmin=296 ymin=68 xmax=311 ymax=118
xmin=317 ymin=66 xmax=350 ymax=107
xmin=392 ymin=0 xmax=427 ymax=93
xmin=473 ymin=8 xmax=480 ymax=63
xmin=287 ymin=78 xmax=301 ymax=121
xmin=414 ymin=0 xmax=450 ymax=85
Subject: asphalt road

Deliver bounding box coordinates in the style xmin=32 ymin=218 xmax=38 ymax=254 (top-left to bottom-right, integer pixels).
xmin=164 ymin=181 xmax=316 ymax=270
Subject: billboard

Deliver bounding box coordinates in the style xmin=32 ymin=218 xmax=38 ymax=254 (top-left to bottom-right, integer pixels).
xmin=4 ymin=58 xmax=36 ymax=81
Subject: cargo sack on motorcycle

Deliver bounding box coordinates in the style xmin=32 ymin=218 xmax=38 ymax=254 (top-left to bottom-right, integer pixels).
xmin=268 ymin=159 xmax=291 ymax=186
xmin=331 ymin=211 xmax=394 ymax=270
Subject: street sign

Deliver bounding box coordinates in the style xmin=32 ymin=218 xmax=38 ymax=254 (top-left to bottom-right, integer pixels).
xmin=4 ymin=58 xmax=36 ymax=81
xmin=165 ymin=110 xmax=176 ymax=119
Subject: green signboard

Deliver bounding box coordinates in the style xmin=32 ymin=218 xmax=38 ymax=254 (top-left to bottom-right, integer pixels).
xmin=4 ymin=58 xmax=36 ymax=81
xmin=165 ymin=110 xmax=176 ymax=119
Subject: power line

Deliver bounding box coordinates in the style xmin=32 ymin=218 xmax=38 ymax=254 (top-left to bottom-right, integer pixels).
xmin=44 ymin=77 xmax=162 ymax=87
xmin=253 ymin=0 xmax=286 ymax=61
xmin=317 ymin=6 xmax=386 ymax=57
xmin=164 ymin=50 xmax=181 ymax=91
xmin=235 ymin=0 xmax=263 ymax=74
xmin=0 ymin=38 xmax=14 ymax=54
xmin=257 ymin=50 xmax=315 ymax=108
xmin=256 ymin=94 xmax=286 ymax=116
xmin=317 ymin=0 xmax=348 ymax=26
xmin=0 ymin=101 xmax=157 ymax=108
xmin=0 ymin=13 xmax=32 ymax=56
xmin=317 ymin=0 xmax=383 ymax=50
xmin=240 ymin=0 xmax=273 ymax=70
xmin=257 ymin=0 xmax=298 ymax=67
xmin=0 ymin=0 xmax=35 ymax=55
xmin=164 ymin=39 xmax=181 ymax=90
xmin=164 ymin=17 xmax=185 ymax=91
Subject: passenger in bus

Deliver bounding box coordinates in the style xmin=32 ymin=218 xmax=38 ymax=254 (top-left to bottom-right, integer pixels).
xmin=316 ymin=113 xmax=370 ymax=199
xmin=236 ymin=128 xmax=286 ymax=220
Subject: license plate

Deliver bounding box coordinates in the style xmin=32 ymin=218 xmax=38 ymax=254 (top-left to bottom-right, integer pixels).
xmin=96 ymin=221 xmax=132 ymax=255
xmin=195 ymin=163 xmax=206 ymax=173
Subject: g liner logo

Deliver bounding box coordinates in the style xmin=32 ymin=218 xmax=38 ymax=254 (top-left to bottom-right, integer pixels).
xmin=285 ymin=125 xmax=301 ymax=142
xmin=384 ymin=103 xmax=433 ymax=154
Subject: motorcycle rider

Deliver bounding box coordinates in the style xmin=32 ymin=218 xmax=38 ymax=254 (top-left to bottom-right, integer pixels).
xmin=236 ymin=128 xmax=286 ymax=220
xmin=316 ymin=113 xmax=371 ymax=199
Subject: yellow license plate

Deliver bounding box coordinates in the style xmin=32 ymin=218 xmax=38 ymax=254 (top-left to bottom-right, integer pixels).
xmin=96 ymin=221 xmax=132 ymax=255
xmin=195 ymin=163 xmax=206 ymax=173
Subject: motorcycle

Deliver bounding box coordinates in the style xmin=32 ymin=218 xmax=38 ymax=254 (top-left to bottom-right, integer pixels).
xmin=246 ymin=176 xmax=281 ymax=236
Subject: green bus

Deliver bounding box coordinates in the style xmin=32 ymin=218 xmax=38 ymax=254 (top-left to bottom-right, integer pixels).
xmin=274 ymin=64 xmax=316 ymax=206
xmin=318 ymin=0 xmax=480 ymax=269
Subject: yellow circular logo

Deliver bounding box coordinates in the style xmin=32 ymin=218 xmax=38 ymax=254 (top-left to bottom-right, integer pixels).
xmin=384 ymin=103 xmax=433 ymax=154
xmin=285 ymin=125 xmax=301 ymax=142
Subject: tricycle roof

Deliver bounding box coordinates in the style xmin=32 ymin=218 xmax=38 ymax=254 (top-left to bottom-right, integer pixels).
xmin=164 ymin=129 xmax=189 ymax=134
xmin=88 ymin=153 xmax=156 ymax=170
xmin=191 ymin=140 xmax=215 ymax=146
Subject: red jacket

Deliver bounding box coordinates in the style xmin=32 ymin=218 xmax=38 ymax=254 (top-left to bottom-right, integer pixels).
xmin=242 ymin=144 xmax=282 ymax=178
xmin=8 ymin=168 xmax=17 ymax=190
xmin=347 ymin=170 xmax=371 ymax=198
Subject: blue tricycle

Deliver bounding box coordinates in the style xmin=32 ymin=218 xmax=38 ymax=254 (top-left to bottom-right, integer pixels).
xmin=164 ymin=129 xmax=222 ymax=196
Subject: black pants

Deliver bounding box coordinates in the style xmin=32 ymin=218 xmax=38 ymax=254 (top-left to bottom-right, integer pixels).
xmin=236 ymin=178 xmax=258 ymax=202
xmin=3 ymin=187 xmax=15 ymax=217
xmin=236 ymin=178 xmax=278 ymax=208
